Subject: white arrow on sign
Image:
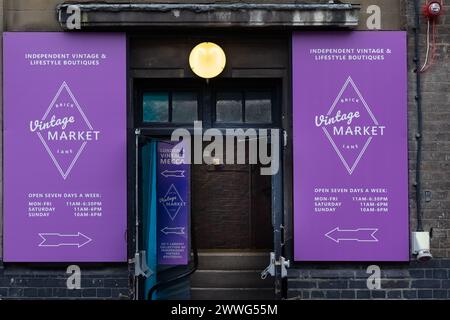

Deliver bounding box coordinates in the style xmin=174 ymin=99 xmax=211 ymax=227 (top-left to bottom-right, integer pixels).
xmin=160 ymin=227 xmax=185 ymax=235
xmin=161 ymin=170 xmax=185 ymax=178
xmin=38 ymin=232 xmax=92 ymax=248
xmin=325 ymin=227 xmax=378 ymax=243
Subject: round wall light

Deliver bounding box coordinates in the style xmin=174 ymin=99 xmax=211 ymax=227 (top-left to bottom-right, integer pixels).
xmin=189 ymin=42 xmax=226 ymax=79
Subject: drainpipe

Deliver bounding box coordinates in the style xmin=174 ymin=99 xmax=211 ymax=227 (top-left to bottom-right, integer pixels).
xmin=413 ymin=0 xmax=424 ymax=232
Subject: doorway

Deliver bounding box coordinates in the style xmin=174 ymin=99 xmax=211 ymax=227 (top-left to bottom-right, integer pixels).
xmin=135 ymin=78 xmax=280 ymax=299
xmin=135 ymin=78 xmax=279 ymax=250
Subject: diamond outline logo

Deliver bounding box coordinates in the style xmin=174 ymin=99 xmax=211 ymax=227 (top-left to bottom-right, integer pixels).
xmin=322 ymin=76 xmax=379 ymax=175
xmin=35 ymin=81 xmax=94 ymax=180
xmin=161 ymin=184 xmax=185 ymax=221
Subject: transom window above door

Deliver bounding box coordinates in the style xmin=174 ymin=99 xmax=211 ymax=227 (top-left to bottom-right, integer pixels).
xmin=215 ymin=90 xmax=273 ymax=124
xmin=143 ymin=91 xmax=199 ymax=123
xmin=136 ymin=79 xmax=280 ymax=128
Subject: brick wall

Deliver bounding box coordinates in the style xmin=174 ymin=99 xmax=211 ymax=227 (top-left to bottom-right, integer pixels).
xmin=287 ymin=0 xmax=450 ymax=299
xmin=409 ymin=1 xmax=450 ymax=257
xmin=0 ymin=265 xmax=131 ymax=300
xmin=287 ymin=260 xmax=450 ymax=300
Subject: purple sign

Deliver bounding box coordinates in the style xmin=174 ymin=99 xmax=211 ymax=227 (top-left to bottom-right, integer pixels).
xmin=293 ymin=32 xmax=408 ymax=261
xmin=3 ymin=33 xmax=127 ymax=262
xmin=157 ymin=141 xmax=190 ymax=265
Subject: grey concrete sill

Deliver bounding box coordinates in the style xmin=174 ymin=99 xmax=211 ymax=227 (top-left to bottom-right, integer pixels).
xmin=57 ymin=2 xmax=361 ymax=30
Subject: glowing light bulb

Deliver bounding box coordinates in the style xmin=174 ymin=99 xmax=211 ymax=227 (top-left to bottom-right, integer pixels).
xmin=189 ymin=42 xmax=226 ymax=79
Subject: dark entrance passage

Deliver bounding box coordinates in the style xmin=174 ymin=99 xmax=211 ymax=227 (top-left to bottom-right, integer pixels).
xmin=190 ymin=142 xmax=275 ymax=300
xmin=193 ymin=161 xmax=272 ymax=250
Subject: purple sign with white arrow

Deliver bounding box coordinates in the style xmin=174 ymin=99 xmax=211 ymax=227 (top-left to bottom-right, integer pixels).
xmin=293 ymin=32 xmax=409 ymax=261
xmin=3 ymin=33 xmax=127 ymax=262
xmin=157 ymin=141 xmax=190 ymax=265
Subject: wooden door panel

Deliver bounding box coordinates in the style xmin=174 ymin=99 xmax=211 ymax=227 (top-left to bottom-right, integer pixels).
xmin=193 ymin=160 xmax=272 ymax=250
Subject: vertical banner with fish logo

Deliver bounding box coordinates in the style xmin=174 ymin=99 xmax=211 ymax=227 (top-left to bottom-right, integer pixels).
xmin=3 ymin=33 xmax=127 ymax=262
xmin=293 ymin=32 xmax=408 ymax=261
xmin=157 ymin=141 xmax=190 ymax=265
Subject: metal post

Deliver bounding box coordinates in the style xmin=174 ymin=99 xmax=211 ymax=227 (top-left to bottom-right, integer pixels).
xmin=272 ymin=132 xmax=284 ymax=299
xmin=134 ymin=129 xmax=140 ymax=300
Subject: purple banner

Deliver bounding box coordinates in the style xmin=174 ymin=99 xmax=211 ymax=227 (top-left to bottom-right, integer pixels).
xmin=157 ymin=141 xmax=190 ymax=265
xmin=293 ymin=32 xmax=409 ymax=261
xmin=3 ymin=33 xmax=127 ymax=262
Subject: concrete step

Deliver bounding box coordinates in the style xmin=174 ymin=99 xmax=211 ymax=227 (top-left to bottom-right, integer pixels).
xmin=191 ymin=288 xmax=276 ymax=300
xmin=190 ymin=270 xmax=274 ymax=289
xmin=195 ymin=252 xmax=270 ymax=270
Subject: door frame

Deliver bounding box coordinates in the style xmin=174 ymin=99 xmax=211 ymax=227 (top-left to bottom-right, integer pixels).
xmin=127 ymin=31 xmax=291 ymax=299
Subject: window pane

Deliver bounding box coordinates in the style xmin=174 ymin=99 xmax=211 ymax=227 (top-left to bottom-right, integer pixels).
xmin=172 ymin=92 xmax=198 ymax=123
xmin=143 ymin=92 xmax=169 ymax=122
xmin=216 ymin=92 xmax=242 ymax=123
xmin=245 ymin=92 xmax=272 ymax=123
